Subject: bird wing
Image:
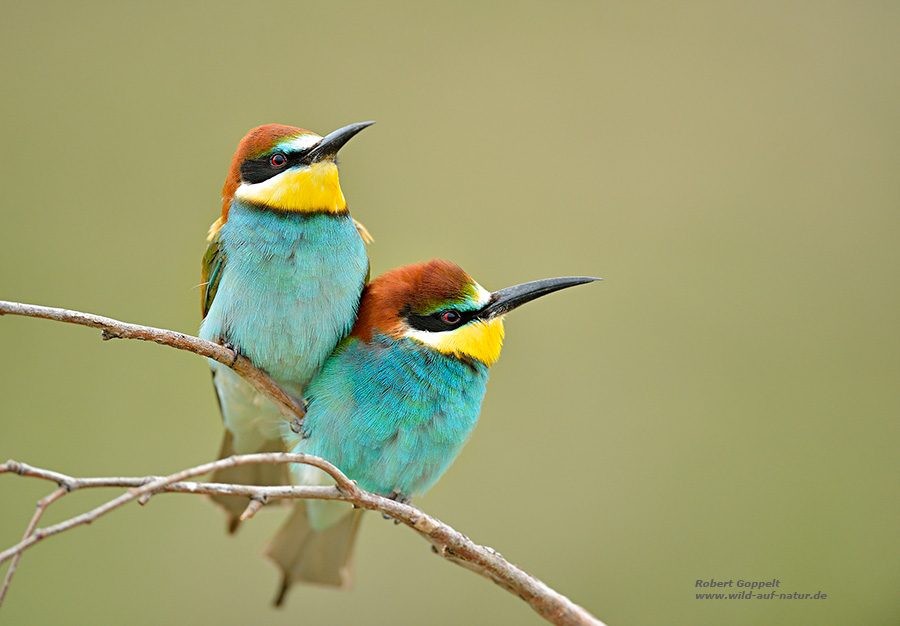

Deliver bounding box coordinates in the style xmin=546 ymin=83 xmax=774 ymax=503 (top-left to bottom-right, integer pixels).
xmin=352 ymin=217 xmax=374 ymax=244
xmin=201 ymin=229 xmax=225 ymax=318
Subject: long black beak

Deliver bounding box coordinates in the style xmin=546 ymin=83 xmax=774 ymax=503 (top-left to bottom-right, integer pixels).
xmin=479 ymin=276 xmax=601 ymax=320
xmin=307 ymin=121 xmax=375 ymax=162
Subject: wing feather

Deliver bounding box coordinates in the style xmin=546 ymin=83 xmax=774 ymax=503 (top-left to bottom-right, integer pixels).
xmin=201 ymin=229 xmax=225 ymax=318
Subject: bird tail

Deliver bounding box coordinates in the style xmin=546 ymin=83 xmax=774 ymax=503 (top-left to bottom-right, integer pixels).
xmin=209 ymin=430 xmax=290 ymax=533
xmin=263 ymin=502 xmax=364 ymax=606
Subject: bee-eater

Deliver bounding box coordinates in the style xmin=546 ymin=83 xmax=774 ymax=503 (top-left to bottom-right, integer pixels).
xmin=265 ymin=259 xmax=599 ymax=603
xmin=200 ymin=121 xmax=373 ymax=530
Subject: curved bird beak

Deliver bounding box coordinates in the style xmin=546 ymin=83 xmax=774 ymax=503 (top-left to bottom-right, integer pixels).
xmin=307 ymin=121 xmax=375 ymax=163
xmin=479 ymin=276 xmax=601 ymax=320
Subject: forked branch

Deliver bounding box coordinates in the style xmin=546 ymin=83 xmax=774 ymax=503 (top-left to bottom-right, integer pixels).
xmin=0 ymin=300 xmax=605 ymax=626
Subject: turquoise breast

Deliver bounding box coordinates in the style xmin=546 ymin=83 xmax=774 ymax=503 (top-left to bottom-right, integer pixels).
xmin=200 ymin=201 xmax=368 ymax=391
xmin=298 ymin=335 xmax=490 ymax=497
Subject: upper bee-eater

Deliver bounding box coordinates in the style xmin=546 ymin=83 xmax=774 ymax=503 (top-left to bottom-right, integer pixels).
xmin=265 ymin=258 xmax=599 ymax=603
xmin=200 ymin=121 xmax=373 ymax=530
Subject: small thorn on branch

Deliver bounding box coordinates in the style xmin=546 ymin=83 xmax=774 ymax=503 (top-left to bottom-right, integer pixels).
xmin=239 ymin=496 xmax=268 ymax=521
xmin=137 ymin=478 xmax=164 ymax=505
xmin=100 ymin=330 xmax=119 ymax=341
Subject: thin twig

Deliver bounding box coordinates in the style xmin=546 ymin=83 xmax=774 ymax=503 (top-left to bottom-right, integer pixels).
xmin=0 ymin=485 xmax=67 ymax=605
xmin=0 ymin=456 xmax=605 ymax=626
xmin=240 ymin=496 xmax=268 ymax=521
xmin=0 ymin=300 xmax=305 ymax=420
xmin=0 ymin=453 xmax=354 ymax=567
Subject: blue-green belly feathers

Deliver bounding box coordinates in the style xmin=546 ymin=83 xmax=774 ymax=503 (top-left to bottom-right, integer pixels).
xmin=295 ymin=334 xmax=489 ymax=497
xmin=200 ymin=203 xmax=367 ymax=459
xmin=201 ymin=202 xmax=368 ymax=390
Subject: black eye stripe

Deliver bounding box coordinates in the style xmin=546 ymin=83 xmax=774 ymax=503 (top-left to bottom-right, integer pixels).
xmin=405 ymin=308 xmax=479 ymax=332
xmin=239 ymin=149 xmax=315 ymax=185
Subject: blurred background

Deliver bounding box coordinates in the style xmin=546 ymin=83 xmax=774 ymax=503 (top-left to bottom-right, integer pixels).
xmin=1 ymin=2 xmax=898 ymax=625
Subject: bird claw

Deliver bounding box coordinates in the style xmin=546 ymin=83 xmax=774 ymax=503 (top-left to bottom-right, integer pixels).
xmin=289 ymin=418 xmax=311 ymax=439
xmin=380 ymin=490 xmax=411 ymax=522
xmin=221 ymin=341 xmax=241 ymax=366
xmin=388 ymin=489 xmax=411 ymax=505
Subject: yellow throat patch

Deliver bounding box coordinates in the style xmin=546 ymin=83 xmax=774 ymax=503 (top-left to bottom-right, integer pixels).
xmin=416 ymin=317 xmax=506 ymax=366
xmin=233 ymin=161 xmax=347 ymax=213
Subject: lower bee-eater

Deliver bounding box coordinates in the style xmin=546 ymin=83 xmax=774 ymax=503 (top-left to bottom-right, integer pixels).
xmin=265 ymin=259 xmax=599 ymax=603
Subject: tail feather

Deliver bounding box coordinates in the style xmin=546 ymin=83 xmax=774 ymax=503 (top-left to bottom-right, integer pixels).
xmin=209 ymin=431 xmax=290 ymax=533
xmin=264 ymin=503 xmax=364 ymax=606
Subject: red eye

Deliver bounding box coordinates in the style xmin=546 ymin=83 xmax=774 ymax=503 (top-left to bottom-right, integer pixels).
xmin=441 ymin=310 xmax=461 ymax=325
xmin=271 ymin=153 xmax=287 ymax=167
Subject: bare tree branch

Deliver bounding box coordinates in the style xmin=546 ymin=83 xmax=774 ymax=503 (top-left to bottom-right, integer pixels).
xmin=0 ymin=485 xmax=66 ymax=606
xmin=0 ymin=300 xmax=606 ymax=626
xmin=0 ymin=300 xmax=306 ymax=421
xmin=1 ymin=455 xmax=605 ymax=626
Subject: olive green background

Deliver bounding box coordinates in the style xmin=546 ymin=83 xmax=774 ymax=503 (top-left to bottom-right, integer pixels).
xmin=1 ymin=2 xmax=898 ymax=625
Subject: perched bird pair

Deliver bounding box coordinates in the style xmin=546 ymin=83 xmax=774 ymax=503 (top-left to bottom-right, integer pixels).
xmin=199 ymin=121 xmax=598 ymax=603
